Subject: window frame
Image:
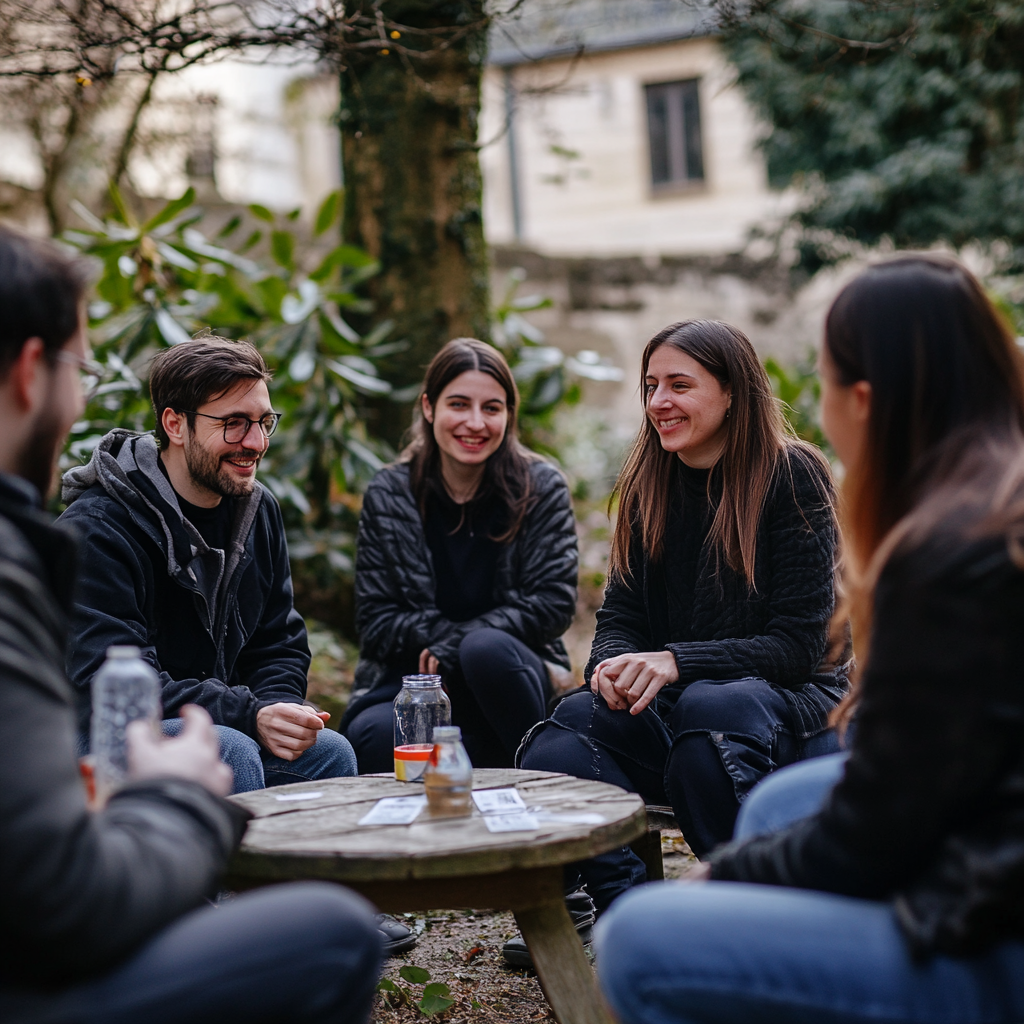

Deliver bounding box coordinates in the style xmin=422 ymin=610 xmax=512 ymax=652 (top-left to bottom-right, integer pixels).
xmin=644 ymin=77 xmax=705 ymax=195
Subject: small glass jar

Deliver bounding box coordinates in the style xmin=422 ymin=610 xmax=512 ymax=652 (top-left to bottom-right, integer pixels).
xmin=424 ymin=725 xmax=473 ymax=818
xmin=393 ymin=674 xmax=451 ymax=781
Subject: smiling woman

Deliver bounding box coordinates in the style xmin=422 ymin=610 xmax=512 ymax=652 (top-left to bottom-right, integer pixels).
xmin=341 ymin=339 xmax=579 ymax=776
xmin=517 ymin=319 xmax=850 ymax=914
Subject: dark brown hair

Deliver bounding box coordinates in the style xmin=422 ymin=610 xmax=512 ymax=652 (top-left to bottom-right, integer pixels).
xmin=0 ymin=225 xmax=90 ymax=371
xmin=149 ymin=336 xmax=272 ymax=449
xmin=825 ymin=254 xmax=1024 ymax=727
xmin=609 ymin=319 xmax=831 ymax=586
xmin=401 ymin=338 xmax=537 ymax=542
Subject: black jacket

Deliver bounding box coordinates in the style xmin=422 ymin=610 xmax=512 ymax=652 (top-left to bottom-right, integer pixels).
xmin=588 ymin=446 xmax=848 ymax=737
xmin=59 ymin=430 xmax=310 ymax=739
xmin=346 ymin=460 xmax=578 ymax=719
xmin=709 ymin=529 xmax=1024 ymax=956
xmin=0 ymin=473 xmax=248 ymax=1013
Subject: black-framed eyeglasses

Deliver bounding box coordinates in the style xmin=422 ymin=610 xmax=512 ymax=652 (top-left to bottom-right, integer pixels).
xmin=179 ymin=410 xmax=281 ymax=443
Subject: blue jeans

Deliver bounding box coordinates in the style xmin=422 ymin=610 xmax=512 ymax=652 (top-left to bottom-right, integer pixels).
xmin=595 ymin=753 xmax=1024 ymax=1024
xmin=161 ymin=720 xmax=358 ymax=794
xmin=2 ymin=882 xmax=383 ymax=1024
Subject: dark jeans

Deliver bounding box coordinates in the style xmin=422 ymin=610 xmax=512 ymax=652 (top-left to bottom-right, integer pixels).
xmin=1 ymin=882 xmax=383 ymax=1024
xmin=344 ymin=628 xmax=552 ymax=772
xmin=519 ymin=678 xmax=839 ymax=909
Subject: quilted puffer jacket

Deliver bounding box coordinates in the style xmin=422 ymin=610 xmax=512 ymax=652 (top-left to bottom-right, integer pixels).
xmin=587 ymin=444 xmax=849 ymax=737
xmin=348 ymin=459 xmax=578 ymax=717
xmin=710 ymin=528 xmax=1024 ymax=957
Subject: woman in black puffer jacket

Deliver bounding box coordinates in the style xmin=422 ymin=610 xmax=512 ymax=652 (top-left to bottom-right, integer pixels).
xmin=517 ymin=319 xmax=849 ymax=915
xmin=597 ymin=256 xmax=1024 ymax=1024
xmin=341 ymin=339 xmax=578 ymax=772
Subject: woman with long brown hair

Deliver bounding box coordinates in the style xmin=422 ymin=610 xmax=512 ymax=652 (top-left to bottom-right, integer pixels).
xmin=596 ymin=256 xmax=1024 ymax=1024
xmin=341 ymin=338 xmax=578 ymax=774
xmin=516 ymin=319 xmax=848 ymax=916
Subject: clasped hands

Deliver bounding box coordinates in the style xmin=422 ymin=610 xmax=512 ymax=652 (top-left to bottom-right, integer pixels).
xmin=590 ymin=649 xmax=679 ymax=715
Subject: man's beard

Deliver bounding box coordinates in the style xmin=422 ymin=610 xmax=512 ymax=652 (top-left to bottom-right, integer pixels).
xmin=16 ymin=402 xmax=65 ymax=500
xmin=184 ymin=433 xmax=263 ymax=498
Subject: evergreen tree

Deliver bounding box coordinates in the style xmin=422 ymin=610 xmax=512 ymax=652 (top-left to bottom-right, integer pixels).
xmin=718 ymin=1 xmax=1024 ymax=270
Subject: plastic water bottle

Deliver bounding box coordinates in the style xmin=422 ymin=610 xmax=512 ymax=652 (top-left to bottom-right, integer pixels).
xmin=424 ymin=725 xmax=473 ymax=818
xmin=393 ymin=674 xmax=451 ymax=782
xmin=90 ymin=645 xmax=162 ymax=804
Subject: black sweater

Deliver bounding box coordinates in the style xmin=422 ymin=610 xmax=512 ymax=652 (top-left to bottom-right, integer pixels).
xmin=709 ymin=528 xmax=1024 ymax=956
xmin=587 ymin=445 xmax=848 ymax=737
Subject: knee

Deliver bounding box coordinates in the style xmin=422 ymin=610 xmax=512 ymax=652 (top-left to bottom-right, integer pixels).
xmin=214 ymin=725 xmax=261 ymax=759
xmin=313 ymin=728 xmax=358 ymax=777
xmin=458 ymin=627 xmax=512 ymax=678
xmin=669 ymin=679 xmax=766 ymax=734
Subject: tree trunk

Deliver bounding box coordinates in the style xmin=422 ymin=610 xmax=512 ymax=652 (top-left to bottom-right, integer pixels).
xmin=340 ymin=1 xmax=491 ymax=445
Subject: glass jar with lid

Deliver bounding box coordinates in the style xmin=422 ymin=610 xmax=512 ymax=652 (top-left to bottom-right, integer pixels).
xmin=393 ymin=674 xmax=451 ymax=781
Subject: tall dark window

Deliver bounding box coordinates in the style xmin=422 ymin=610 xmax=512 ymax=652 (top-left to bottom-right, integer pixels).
xmin=646 ymin=79 xmax=704 ymax=188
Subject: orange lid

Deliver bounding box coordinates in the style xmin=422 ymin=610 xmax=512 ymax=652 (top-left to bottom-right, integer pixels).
xmin=394 ymin=744 xmax=434 ymax=760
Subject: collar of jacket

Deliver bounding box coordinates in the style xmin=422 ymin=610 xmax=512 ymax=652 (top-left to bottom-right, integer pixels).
xmin=61 ymin=429 xmax=263 ymax=621
xmin=0 ymin=470 xmax=78 ymax=613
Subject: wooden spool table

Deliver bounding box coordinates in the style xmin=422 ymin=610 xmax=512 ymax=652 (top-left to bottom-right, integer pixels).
xmin=227 ymin=768 xmax=646 ymax=1024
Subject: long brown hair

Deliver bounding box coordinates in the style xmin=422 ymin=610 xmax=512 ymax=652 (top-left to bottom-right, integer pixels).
xmin=826 ymin=254 xmax=1024 ymax=728
xmin=609 ymin=319 xmax=829 ymax=585
xmin=401 ymin=338 xmax=537 ymax=542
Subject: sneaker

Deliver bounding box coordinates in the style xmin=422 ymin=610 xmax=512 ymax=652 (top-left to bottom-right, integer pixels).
xmin=500 ymin=889 xmax=596 ymax=968
xmin=377 ymin=914 xmax=418 ymax=956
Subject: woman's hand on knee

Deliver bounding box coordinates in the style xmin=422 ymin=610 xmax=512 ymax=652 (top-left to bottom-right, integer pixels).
xmin=592 ymin=651 xmax=679 ymax=714
xmin=418 ymin=648 xmax=440 ymax=675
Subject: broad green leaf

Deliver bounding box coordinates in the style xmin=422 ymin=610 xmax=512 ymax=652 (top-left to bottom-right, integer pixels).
xmin=239 ymin=230 xmax=263 ymax=253
xmin=327 ymin=359 xmax=392 ymax=395
xmin=249 ymin=204 xmax=275 ymax=222
xmin=418 ymin=982 xmax=455 ymax=1016
xmin=107 ymin=181 xmax=134 ymax=226
xmin=309 ymin=244 xmax=375 ymax=282
xmin=154 ymin=307 xmax=192 ymax=346
xmin=217 ymin=214 xmax=242 ymax=238
xmin=271 ymin=230 xmax=295 ymax=271
xmin=142 ymin=187 xmax=196 ymax=234
xmin=376 ymin=978 xmax=398 ymax=993
xmin=314 ymin=189 xmax=342 ymax=236
xmin=287 ymin=207 xmax=301 ymax=221
xmin=398 ymin=964 xmax=431 ymax=984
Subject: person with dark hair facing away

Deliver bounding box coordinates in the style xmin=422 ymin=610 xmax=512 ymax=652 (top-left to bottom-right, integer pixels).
xmin=514 ymin=320 xmax=848 ymax=932
xmin=597 ymin=255 xmax=1024 ymax=1024
xmin=0 ymin=224 xmax=383 ymax=1024
xmin=341 ymin=337 xmax=578 ymax=774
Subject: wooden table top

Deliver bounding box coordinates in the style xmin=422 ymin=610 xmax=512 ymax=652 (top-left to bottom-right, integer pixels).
xmin=228 ymin=768 xmax=646 ymax=884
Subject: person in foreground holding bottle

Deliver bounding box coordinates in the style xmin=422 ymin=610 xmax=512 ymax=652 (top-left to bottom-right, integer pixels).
xmin=0 ymin=225 xmax=382 ymax=1024
xmin=60 ymin=336 xmax=357 ymax=794
xmin=597 ymin=255 xmax=1024 ymax=1024
xmin=517 ymin=320 xmax=848 ymax=926
xmin=341 ymin=338 xmax=578 ymax=772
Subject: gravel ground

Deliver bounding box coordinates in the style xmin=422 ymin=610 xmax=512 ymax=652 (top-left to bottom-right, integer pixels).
xmin=370 ymin=832 xmax=699 ymax=1022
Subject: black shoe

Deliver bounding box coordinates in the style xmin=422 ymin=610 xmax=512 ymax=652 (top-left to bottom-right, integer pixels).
xmin=377 ymin=914 xmax=418 ymax=956
xmin=501 ymin=889 xmax=596 ymax=968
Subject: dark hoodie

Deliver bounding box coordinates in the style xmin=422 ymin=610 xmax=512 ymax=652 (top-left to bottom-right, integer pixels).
xmin=59 ymin=429 xmax=310 ymax=740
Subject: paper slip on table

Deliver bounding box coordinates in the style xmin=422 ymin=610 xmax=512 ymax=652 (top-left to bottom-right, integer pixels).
xmin=227 ymin=768 xmax=646 ymax=1024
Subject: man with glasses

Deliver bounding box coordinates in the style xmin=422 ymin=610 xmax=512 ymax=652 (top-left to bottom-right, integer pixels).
xmin=0 ymin=225 xmax=383 ymax=1023
xmin=61 ymin=338 xmax=360 ymax=794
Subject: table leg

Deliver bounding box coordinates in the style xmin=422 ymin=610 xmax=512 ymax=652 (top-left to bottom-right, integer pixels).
xmin=514 ymin=900 xmax=615 ymax=1024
